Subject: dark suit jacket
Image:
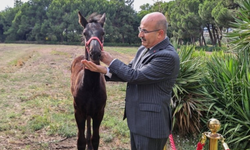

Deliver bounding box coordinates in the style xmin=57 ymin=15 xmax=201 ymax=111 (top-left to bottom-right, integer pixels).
xmin=107 ymin=37 xmax=180 ymax=138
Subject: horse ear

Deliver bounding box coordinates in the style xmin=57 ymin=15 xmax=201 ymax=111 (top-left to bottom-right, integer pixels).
xmin=78 ymin=11 xmax=88 ymax=28
xmin=98 ymin=13 xmax=105 ymax=27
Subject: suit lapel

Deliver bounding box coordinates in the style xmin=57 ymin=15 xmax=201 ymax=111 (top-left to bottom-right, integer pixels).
xmin=133 ymin=37 xmax=171 ymax=69
xmin=133 ymin=48 xmax=148 ymax=69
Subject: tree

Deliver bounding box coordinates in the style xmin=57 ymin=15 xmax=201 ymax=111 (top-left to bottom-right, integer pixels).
xmin=202 ymin=1 xmax=250 ymax=149
xmin=27 ymin=0 xmax=51 ymax=41
xmin=1 ymin=7 xmax=21 ymax=41
xmin=137 ymin=3 xmax=151 ymax=20
xmin=105 ymin=0 xmax=139 ymax=44
xmin=3 ymin=0 xmax=51 ymax=41
xmin=199 ymin=0 xmax=237 ymax=47
xmin=212 ymin=2 xmax=235 ymax=47
xmin=14 ymin=0 xmax=23 ymax=7
xmin=170 ymin=0 xmax=202 ymax=45
xmin=45 ymin=0 xmax=70 ymax=42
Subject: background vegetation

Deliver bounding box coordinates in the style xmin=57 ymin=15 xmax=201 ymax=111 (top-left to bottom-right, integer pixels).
xmin=0 ymin=0 xmax=240 ymax=46
xmin=0 ymin=0 xmax=249 ymax=149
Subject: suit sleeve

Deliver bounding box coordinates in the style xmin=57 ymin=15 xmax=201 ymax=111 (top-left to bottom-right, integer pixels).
xmin=105 ymin=59 xmax=134 ymax=82
xmin=109 ymin=51 xmax=178 ymax=84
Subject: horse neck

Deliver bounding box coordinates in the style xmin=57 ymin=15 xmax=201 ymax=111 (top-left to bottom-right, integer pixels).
xmin=83 ymin=68 xmax=102 ymax=88
xmin=84 ymin=69 xmax=100 ymax=77
xmin=83 ymin=48 xmax=102 ymax=87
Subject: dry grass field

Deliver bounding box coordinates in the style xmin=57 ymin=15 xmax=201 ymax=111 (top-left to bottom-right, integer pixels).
xmin=0 ymin=43 xmax=197 ymax=150
xmin=0 ymin=43 xmax=137 ymax=150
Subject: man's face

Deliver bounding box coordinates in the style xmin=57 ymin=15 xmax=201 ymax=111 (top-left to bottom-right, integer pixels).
xmin=138 ymin=20 xmax=160 ymax=48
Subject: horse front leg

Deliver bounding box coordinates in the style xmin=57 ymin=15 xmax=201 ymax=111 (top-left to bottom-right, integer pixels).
xmin=86 ymin=116 xmax=92 ymax=150
xmin=75 ymin=109 xmax=86 ymax=150
xmin=92 ymin=109 xmax=105 ymax=150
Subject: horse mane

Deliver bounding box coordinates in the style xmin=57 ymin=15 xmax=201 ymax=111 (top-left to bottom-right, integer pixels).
xmin=88 ymin=13 xmax=102 ymax=23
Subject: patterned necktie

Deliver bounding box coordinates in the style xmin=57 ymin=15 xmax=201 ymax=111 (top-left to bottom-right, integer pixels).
xmin=142 ymin=48 xmax=150 ymax=57
xmin=133 ymin=48 xmax=150 ymax=69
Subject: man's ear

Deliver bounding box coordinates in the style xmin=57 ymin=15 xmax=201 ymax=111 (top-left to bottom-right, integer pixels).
xmin=158 ymin=29 xmax=164 ymax=37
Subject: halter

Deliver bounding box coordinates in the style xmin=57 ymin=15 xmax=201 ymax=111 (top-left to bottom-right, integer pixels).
xmin=85 ymin=37 xmax=103 ymax=53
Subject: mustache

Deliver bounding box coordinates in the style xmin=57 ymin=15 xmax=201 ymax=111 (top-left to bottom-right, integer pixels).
xmin=140 ymin=37 xmax=146 ymax=41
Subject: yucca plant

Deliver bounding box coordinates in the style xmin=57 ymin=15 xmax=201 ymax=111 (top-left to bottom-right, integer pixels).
xmin=202 ymin=52 xmax=250 ymax=149
xmin=226 ymin=0 xmax=250 ymax=55
xmin=202 ymin=0 xmax=250 ymax=149
xmin=171 ymin=45 xmax=208 ymax=135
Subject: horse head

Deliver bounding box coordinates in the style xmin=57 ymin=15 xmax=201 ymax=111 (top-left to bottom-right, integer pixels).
xmin=78 ymin=11 xmax=105 ymax=65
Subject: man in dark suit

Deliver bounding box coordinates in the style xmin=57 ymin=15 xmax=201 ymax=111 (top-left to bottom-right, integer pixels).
xmin=82 ymin=12 xmax=180 ymax=150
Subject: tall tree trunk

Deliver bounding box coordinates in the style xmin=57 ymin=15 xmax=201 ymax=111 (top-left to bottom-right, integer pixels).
xmin=207 ymin=24 xmax=214 ymax=46
xmin=212 ymin=24 xmax=217 ymax=46
xmin=199 ymin=36 xmax=202 ymax=46
xmin=216 ymin=28 xmax=221 ymax=47
xmin=201 ymin=29 xmax=206 ymax=46
xmin=202 ymin=34 xmax=207 ymax=46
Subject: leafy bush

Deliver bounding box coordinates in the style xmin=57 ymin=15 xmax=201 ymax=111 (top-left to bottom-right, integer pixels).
xmin=171 ymin=45 xmax=208 ymax=135
xmin=202 ymin=51 xmax=250 ymax=149
xmin=201 ymin=0 xmax=250 ymax=149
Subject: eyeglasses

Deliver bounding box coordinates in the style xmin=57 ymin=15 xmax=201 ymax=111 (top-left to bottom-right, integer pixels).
xmin=138 ymin=27 xmax=161 ymax=34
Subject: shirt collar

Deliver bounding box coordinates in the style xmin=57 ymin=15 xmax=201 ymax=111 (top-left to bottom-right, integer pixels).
xmin=149 ymin=36 xmax=167 ymax=50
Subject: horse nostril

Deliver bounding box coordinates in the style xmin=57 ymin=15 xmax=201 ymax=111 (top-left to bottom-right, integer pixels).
xmin=89 ymin=51 xmax=102 ymax=60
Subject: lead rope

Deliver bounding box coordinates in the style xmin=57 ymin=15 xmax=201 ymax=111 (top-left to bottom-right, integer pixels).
xmin=163 ymin=134 xmax=177 ymax=150
xmin=169 ymin=134 xmax=177 ymax=150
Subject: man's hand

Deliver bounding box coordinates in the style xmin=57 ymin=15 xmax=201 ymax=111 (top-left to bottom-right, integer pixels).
xmin=101 ymin=51 xmax=114 ymax=65
xmin=81 ymin=59 xmax=107 ymax=74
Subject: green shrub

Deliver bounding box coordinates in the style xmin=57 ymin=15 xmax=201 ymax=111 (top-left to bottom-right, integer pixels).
xmin=171 ymin=45 xmax=208 ymax=135
xmin=202 ymin=51 xmax=250 ymax=149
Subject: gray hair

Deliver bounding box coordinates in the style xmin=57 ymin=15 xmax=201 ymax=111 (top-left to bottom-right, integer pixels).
xmin=156 ymin=19 xmax=168 ymax=34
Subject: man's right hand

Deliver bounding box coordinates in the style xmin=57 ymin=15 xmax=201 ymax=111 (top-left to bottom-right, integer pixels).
xmin=101 ymin=51 xmax=114 ymax=66
xmin=81 ymin=59 xmax=107 ymax=74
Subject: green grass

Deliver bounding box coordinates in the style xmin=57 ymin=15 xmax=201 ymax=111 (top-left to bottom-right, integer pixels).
xmin=107 ymin=46 xmax=138 ymax=55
